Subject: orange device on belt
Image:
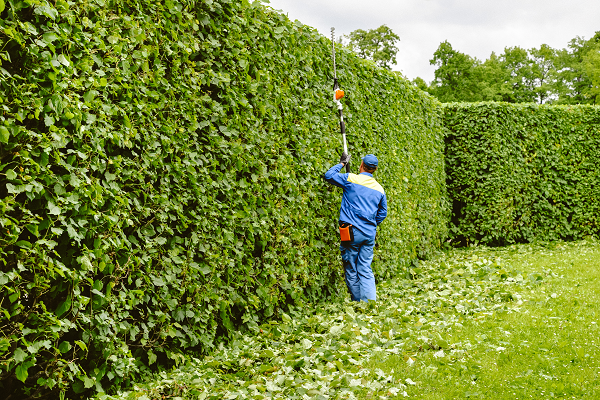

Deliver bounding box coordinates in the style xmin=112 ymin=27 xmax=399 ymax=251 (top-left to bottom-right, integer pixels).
xmin=339 ymin=222 xmax=354 ymax=242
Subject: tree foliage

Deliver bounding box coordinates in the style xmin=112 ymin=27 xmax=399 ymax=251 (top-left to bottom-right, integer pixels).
xmin=581 ymin=45 xmax=600 ymax=103
xmin=428 ymin=41 xmax=481 ymax=102
xmin=421 ymin=33 xmax=600 ymax=105
xmin=346 ymin=25 xmax=400 ymax=70
xmin=554 ymin=33 xmax=600 ymax=104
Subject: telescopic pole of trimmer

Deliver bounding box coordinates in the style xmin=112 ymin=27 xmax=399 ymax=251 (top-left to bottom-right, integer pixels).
xmin=331 ymin=27 xmax=350 ymax=173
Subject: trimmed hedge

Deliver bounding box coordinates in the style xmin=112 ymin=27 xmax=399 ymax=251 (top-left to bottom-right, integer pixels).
xmin=0 ymin=0 xmax=446 ymax=397
xmin=444 ymin=102 xmax=600 ymax=246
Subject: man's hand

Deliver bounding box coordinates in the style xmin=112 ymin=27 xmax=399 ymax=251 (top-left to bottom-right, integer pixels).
xmin=339 ymin=152 xmax=351 ymax=166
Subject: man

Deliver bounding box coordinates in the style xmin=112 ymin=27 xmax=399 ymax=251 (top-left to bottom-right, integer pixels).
xmin=324 ymin=153 xmax=387 ymax=302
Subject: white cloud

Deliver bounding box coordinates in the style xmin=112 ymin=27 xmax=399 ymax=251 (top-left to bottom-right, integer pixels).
xmin=265 ymin=0 xmax=600 ymax=82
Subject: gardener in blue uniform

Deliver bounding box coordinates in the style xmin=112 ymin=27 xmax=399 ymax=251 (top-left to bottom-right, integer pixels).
xmin=324 ymin=154 xmax=387 ymax=302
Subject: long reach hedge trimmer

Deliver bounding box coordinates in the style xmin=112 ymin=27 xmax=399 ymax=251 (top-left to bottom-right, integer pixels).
xmin=331 ymin=27 xmax=350 ymax=173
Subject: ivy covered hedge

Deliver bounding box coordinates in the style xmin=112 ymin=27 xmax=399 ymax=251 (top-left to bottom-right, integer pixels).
xmin=0 ymin=0 xmax=446 ymax=397
xmin=444 ymin=102 xmax=600 ymax=246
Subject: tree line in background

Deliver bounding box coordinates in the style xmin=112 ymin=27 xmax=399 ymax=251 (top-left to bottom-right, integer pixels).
xmin=415 ymin=33 xmax=600 ymax=104
xmin=344 ymin=25 xmax=600 ymax=105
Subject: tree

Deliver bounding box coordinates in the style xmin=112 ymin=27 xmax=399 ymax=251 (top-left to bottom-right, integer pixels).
xmin=426 ymin=44 xmax=516 ymax=102
xmin=411 ymin=77 xmax=430 ymax=92
xmin=428 ymin=41 xmax=482 ymax=102
xmin=529 ymin=44 xmax=557 ymax=103
xmin=554 ymin=32 xmax=600 ymax=104
xmin=477 ymin=52 xmax=513 ymax=102
xmin=428 ymin=42 xmax=561 ymax=104
xmin=582 ymin=47 xmax=600 ymax=104
xmin=424 ymin=34 xmax=599 ymax=104
xmin=499 ymin=46 xmax=537 ymax=103
xmin=346 ymin=25 xmax=400 ymax=70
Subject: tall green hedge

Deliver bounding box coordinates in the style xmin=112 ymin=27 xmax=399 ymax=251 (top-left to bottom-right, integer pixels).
xmin=0 ymin=0 xmax=446 ymax=397
xmin=444 ymin=102 xmax=600 ymax=246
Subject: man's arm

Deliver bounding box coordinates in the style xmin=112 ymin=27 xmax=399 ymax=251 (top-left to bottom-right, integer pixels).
xmin=324 ymin=163 xmax=348 ymax=189
xmin=376 ymin=194 xmax=388 ymax=226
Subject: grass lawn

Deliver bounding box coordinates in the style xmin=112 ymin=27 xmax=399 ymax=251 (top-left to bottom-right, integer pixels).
xmin=370 ymin=240 xmax=600 ymax=399
xmin=103 ymin=239 xmax=600 ymax=400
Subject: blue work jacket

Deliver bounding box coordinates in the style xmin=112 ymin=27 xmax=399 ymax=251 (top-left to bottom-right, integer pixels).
xmin=324 ymin=163 xmax=388 ymax=237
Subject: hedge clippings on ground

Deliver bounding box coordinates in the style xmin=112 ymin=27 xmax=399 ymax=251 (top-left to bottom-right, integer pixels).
xmin=444 ymin=102 xmax=600 ymax=246
xmin=0 ymin=0 xmax=447 ymax=397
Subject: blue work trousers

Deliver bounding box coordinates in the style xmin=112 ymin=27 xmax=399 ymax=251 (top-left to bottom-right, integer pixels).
xmin=340 ymin=226 xmax=376 ymax=302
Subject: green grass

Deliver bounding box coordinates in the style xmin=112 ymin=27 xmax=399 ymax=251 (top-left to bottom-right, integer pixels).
xmin=102 ymin=239 xmax=600 ymax=400
xmin=369 ymin=240 xmax=600 ymax=399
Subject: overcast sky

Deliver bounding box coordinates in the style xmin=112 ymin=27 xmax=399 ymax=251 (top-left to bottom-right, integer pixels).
xmin=265 ymin=0 xmax=600 ymax=83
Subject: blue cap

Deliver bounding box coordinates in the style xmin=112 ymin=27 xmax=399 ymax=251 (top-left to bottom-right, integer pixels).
xmin=362 ymin=154 xmax=378 ymax=169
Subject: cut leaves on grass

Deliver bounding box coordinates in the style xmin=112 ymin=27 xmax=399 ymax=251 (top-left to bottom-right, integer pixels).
xmin=100 ymin=239 xmax=600 ymax=400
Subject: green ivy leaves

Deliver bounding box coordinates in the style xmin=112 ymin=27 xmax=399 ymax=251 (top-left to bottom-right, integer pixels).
xmin=0 ymin=0 xmax=446 ymax=398
xmin=444 ymin=102 xmax=600 ymax=246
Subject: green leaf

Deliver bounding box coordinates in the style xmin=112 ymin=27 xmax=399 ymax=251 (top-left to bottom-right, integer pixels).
xmin=164 ymin=298 xmax=177 ymax=310
xmin=0 ymin=126 xmax=9 ymax=143
xmin=58 ymin=341 xmax=72 ymax=354
xmin=72 ymin=380 xmax=85 ymax=394
xmin=79 ymin=255 xmax=93 ymax=270
xmin=55 ymin=297 xmax=71 ymax=317
xmin=57 ymin=54 xmax=70 ymax=67
xmin=151 ymin=276 xmax=165 ymax=286
xmin=83 ymin=376 xmax=95 ymax=388
xmin=140 ymin=225 xmax=156 ymax=237
xmin=25 ymin=224 xmax=39 ymax=237
xmin=83 ymin=90 xmax=98 ymax=103
xmin=0 ymin=338 xmax=9 ymax=354
xmin=13 ymin=348 xmax=27 ymax=363
xmin=48 ymin=201 xmax=61 ymax=215
xmin=259 ymin=349 xmax=274 ymax=358
xmin=74 ymin=340 xmax=88 ymax=352
xmin=44 ymin=115 xmax=55 ymax=127
xmin=6 ymin=169 xmax=17 ymax=180
xmin=15 ymin=363 xmax=29 ymax=383
xmin=15 ymin=240 xmax=31 ymax=249
xmin=36 ymin=5 xmax=58 ymax=20
xmin=199 ymin=265 xmax=211 ymax=275
xmin=0 ymin=0 xmax=5 ymax=14
xmin=174 ymin=309 xmax=185 ymax=321
xmin=148 ymin=350 xmax=157 ymax=365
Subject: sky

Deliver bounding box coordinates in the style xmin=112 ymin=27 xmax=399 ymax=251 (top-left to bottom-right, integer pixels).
xmin=264 ymin=0 xmax=600 ymax=83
